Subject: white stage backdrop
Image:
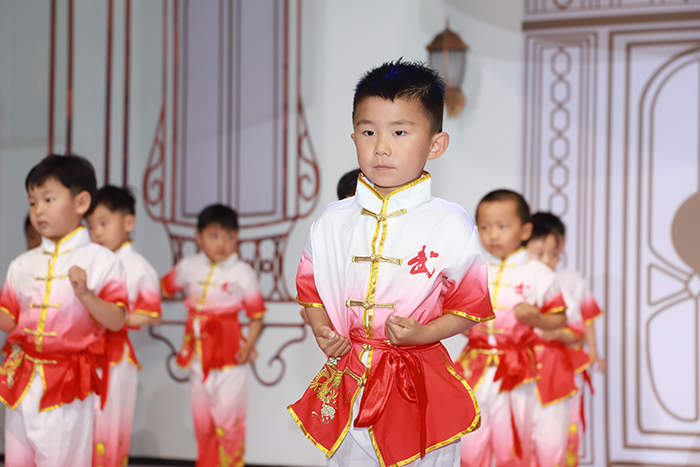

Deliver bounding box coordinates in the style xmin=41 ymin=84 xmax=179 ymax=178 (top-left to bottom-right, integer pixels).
xmin=3 ymin=0 xmax=700 ymax=465
xmin=524 ymin=1 xmax=700 ymax=466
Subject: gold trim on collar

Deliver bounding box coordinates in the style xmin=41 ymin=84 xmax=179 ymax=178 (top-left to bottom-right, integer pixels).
xmin=358 ymin=171 xmax=431 ymax=201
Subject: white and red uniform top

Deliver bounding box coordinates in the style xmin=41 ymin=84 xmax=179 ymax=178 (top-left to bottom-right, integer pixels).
xmin=457 ymin=248 xmax=567 ymax=394
xmin=289 ymin=173 xmax=494 ymax=467
xmin=102 ymin=242 xmax=162 ymax=370
xmin=533 ymin=268 xmax=602 ymax=405
xmin=0 ymin=226 xmax=128 ymax=411
xmin=160 ymin=252 xmax=266 ymax=379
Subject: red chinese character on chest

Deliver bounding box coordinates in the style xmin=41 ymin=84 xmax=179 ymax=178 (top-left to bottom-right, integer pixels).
xmin=513 ymin=282 xmax=530 ymax=299
xmin=220 ymin=282 xmax=234 ymax=295
xmin=408 ymin=245 xmax=439 ymax=278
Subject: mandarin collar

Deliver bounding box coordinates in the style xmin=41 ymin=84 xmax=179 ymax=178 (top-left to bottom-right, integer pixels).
xmin=485 ymin=247 xmax=529 ymax=266
xmin=40 ymin=226 xmax=91 ymax=254
xmin=115 ymin=241 xmax=134 ymax=259
xmin=355 ymin=171 xmax=432 ymax=214
xmin=198 ymin=251 xmax=239 ymax=268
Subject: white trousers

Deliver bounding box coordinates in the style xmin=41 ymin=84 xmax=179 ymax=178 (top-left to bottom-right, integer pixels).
xmin=327 ymin=388 xmax=460 ymax=467
xmin=93 ymin=352 xmax=138 ymax=467
xmin=5 ymin=369 xmax=94 ymax=467
xmin=460 ymin=367 xmax=535 ymax=467
xmin=531 ymin=393 xmax=571 ymax=467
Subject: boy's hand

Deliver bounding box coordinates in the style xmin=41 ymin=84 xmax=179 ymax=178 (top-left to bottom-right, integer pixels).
xmin=313 ymin=325 xmax=351 ymax=357
xmin=385 ymin=315 xmax=427 ymax=346
xmin=235 ymin=344 xmax=256 ymax=364
xmin=590 ymin=349 xmax=607 ymax=373
xmin=68 ymin=266 xmax=90 ymax=299
xmin=513 ymin=303 xmax=540 ymax=326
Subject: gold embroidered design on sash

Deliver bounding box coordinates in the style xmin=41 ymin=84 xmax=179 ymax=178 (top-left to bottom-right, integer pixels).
xmin=0 ymin=345 xmax=23 ymax=388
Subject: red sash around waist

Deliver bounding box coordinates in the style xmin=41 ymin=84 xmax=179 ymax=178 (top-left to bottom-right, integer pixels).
xmin=177 ymin=309 xmax=242 ymax=379
xmin=0 ymin=344 xmax=101 ymax=411
xmin=466 ymin=335 xmax=538 ymax=392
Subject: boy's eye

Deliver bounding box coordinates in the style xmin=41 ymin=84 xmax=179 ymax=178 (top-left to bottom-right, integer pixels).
xmin=225 ymin=235 xmax=232 ymax=240
xmin=362 ymin=130 xmax=375 ymax=136
xmin=394 ymin=130 xmax=406 ymax=136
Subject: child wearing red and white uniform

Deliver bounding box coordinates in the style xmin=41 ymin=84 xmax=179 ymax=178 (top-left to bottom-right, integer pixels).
xmin=527 ymin=212 xmax=604 ymax=467
xmin=290 ymin=60 xmax=494 ymax=467
xmin=457 ymin=190 xmax=567 ymax=467
xmin=87 ymin=186 xmax=162 ymax=467
xmin=161 ymin=204 xmax=265 ymax=467
xmin=0 ymin=155 xmax=128 ymax=467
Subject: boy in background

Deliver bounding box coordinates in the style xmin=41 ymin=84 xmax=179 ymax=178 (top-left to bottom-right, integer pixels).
xmin=290 ymin=59 xmax=494 ymax=466
xmin=0 ymin=155 xmax=128 ymax=467
xmin=526 ymin=212 xmax=604 ymax=467
xmin=24 ymin=214 xmax=41 ymax=250
xmin=457 ymin=190 xmax=567 ymax=467
xmin=87 ymin=185 xmax=162 ymax=467
xmin=161 ymin=204 xmax=266 ymax=467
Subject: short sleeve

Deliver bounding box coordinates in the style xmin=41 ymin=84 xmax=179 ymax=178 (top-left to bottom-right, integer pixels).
xmin=540 ymin=276 xmax=567 ymax=315
xmin=295 ymin=234 xmax=324 ymax=309
xmin=239 ymin=266 xmax=266 ymax=319
xmin=442 ymin=226 xmax=494 ymax=323
xmin=131 ymin=261 xmax=162 ymax=318
xmin=161 ymin=261 xmax=186 ymax=297
xmin=96 ymin=256 xmax=129 ymax=313
xmin=0 ymin=260 xmax=20 ymax=322
xmin=581 ymin=290 xmax=602 ymax=325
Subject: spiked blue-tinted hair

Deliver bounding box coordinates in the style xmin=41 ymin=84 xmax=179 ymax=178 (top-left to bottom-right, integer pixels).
xmin=352 ymin=59 xmax=445 ymax=133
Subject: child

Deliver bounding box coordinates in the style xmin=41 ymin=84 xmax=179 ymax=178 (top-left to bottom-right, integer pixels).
xmin=526 ymin=212 xmax=604 ymax=467
xmin=0 ymin=154 xmax=128 ymax=467
xmin=456 ymin=190 xmax=567 ymax=467
xmin=336 ymin=168 xmax=363 ymax=200
xmin=24 ymin=214 xmax=41 ymax=250
xmin=161 ymin=204 xmax=265 ymax=467
xmin=289 ymin=59 xmax=494 ymax=467
xmin=87 ymin=185 xmax=162 ymax=467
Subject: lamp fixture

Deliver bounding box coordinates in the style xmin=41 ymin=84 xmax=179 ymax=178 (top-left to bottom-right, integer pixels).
xmin=427 ymin=18 xmax=469 ymax=117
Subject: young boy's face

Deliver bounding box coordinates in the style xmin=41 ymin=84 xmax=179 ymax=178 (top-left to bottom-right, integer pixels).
xmin=87 ymin=204 xmax=135 ymax=252
xmin=527 ymin=233 xmax=561 ymax=271
xmin=476 ymin=199 xmax=533 ymax=260
xmin=28 ymin=177 xmax=90 ymax=242
xmin=351 ymin=96 xmax=448 ymax=197
xmin=195 ymin=224 xmax=238 ymax=264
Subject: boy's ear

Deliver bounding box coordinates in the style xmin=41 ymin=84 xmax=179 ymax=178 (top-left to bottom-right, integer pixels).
xmin=427 ymin=132 xmax=449 ymax=161
xmin=194 ymin=230 xmax=203 ymax=248
xmin=75 ymin=191 xmax=92 ymax=216
xmin=124 ymin=214 xmax=136 ymax=234
xmin=520 ymin=221 xmax=534 ymax=243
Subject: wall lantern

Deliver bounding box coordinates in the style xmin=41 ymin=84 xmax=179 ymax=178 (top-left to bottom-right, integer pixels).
xmin=427 ymin=19 xmax=469 ymax=117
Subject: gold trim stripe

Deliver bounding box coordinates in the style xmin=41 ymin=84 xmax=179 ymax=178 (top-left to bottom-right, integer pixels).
xmin=352 ymin=255 xmax=402 ymax=266
xmin=443 ymin=310 xmax=495 ymax=323
xmin=346 ymin=300 xmax=395 ymax=309
xmin=0 ymin=307 xmax=16 ymax=323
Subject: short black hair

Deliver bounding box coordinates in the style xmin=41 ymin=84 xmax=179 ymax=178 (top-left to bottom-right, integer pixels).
xmin=529 ymin=212 xmax=566 ymax=245
xmin=25 ymin=154 xmax=97 ymax=202
xmin=476 ymin=189 xmax=531 ymax=225
xmin=197 ymin=204 xmax=238 ymax=232
xmin=90 ymin=185 xmax=136 ymax=216
xmin=353 ymin=59 xmax=445 ymax=134
xmin=337 ymin=168 xmax=362 ymax=200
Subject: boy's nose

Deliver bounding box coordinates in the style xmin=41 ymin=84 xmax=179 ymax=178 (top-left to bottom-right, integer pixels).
xmin=374 ymin=137 xmax=390 ymax=157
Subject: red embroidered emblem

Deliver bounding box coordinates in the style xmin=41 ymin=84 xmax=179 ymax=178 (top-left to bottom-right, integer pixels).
xmin=220 ymin=282 xmax=234 ymax=295
xmin=408 ymin=245 xmax=439 ymax=278
xmin=513 ymin=282 xmax=529 ymax=299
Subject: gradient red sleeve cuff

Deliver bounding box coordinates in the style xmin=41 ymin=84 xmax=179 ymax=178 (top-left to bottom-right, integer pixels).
xmin=160 ymin=266 xmax=183 ymax=297
xmin=245 ymin=292 xmax=267 ymax=319
xmin=132 ymin=289 xmax=162 ymax=317
xmin=581 ymin=295 xmax=602 ymax=324
xmin=0 ymin=283 xmax=19 ymax=322
xmin=295 ymin=252 xmax=323 ymax=308
xmin=98 ymin=279 xmax=130 ymax=311
xmin=541 ymin=292 xmax=566 ymax=315
xmin=443 ymin=258 xmax=494 ymax=322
